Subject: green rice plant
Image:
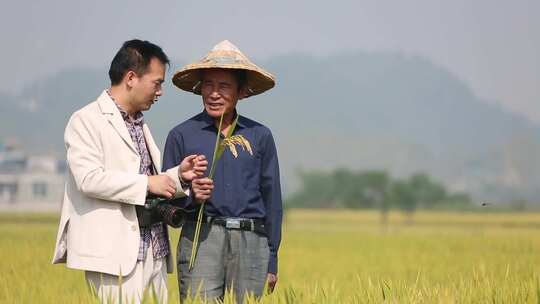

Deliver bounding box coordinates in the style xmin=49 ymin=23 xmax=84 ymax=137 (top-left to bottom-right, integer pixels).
xmin=2 ymin=210 xmax=540 ymax=303
xmin=189 ymin=112 xmax=252 ymax=271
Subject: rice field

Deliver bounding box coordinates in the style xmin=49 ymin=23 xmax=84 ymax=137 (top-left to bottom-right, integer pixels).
xmin=1 ymin=209 xmax=539 ymax=303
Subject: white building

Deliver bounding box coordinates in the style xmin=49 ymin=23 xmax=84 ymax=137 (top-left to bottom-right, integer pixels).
xmin=0 ymin=142 xmax=65 ymax=211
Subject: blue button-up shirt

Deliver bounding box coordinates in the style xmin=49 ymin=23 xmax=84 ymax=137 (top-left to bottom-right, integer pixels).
xmin=162 ymin=111 xmax=283 ymax=274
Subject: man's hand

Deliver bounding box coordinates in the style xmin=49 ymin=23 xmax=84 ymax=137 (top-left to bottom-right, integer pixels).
xmin=192 ymin=177 xmax=214 ymax=203
xmin=266 ymin=273 xmax=278 ymax=293
xmin=147 ymin=174 xmax=177 ymax=199
xmin=179 ymin=155 xmax=208 ymax=182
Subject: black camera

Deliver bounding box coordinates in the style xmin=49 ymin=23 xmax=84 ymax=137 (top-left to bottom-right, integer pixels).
xmin=136 ymin=197 xmax=194 ymax=228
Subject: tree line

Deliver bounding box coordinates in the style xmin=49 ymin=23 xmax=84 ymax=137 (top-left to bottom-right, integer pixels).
xmin=286 ymin=169 xmax=471 ymax=214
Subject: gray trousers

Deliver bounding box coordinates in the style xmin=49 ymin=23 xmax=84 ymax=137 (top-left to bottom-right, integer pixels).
xmin=177 ymin=221 xmax=270 ymax=303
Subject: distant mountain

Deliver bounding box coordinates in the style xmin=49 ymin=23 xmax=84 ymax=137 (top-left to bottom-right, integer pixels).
xmin=2 ymin=52 xmax=539 ymax=202
xmin=0 ymin=92 xmax=35 ymax=144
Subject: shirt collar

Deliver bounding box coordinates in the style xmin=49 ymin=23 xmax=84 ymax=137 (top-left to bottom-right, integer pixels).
xmin=107 ymin=90 xmax=144 ymax=125
xmin=200 ymin=110 xmax=245 ymax=130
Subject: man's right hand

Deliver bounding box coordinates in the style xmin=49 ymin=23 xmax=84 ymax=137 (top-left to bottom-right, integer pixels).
xmin=147 ymin=174 xmax=177 ymax=199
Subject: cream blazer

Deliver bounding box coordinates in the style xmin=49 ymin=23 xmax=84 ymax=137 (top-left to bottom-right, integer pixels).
xmin=52 ymin=90 xmax=186 ymax=276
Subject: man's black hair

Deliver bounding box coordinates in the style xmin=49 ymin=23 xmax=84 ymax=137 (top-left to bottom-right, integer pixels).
xmin=109 ymin=39 xmax=170 ymax=85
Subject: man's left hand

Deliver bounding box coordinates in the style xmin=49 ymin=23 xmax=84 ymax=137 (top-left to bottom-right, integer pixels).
xmin=179 ymin=155 xmax=208 ymax=182
xmin=192 ymin=177 xmax=214 ymax=203
xmin=267 ymin=273 xmax=278 ymax=293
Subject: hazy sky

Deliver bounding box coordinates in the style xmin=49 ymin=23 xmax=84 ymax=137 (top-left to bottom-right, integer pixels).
xmin=2 ymin=0 xmax=539 ymax=121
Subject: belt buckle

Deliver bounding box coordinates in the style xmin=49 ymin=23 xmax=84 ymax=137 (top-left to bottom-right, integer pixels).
xmin=225 ymin=218 xmax=241 ymax=229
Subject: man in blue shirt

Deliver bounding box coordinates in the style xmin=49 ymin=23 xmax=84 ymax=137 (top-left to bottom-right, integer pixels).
xmin=163 ymin=40 xmax=282 ymax=302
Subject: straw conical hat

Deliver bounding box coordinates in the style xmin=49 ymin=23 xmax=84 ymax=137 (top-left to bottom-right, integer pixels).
xmin=172 ymin=40 xmax=275 ymax=97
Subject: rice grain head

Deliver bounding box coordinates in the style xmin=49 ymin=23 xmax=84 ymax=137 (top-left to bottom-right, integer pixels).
xmin=222 ymin=135 xmax=253 ymax=158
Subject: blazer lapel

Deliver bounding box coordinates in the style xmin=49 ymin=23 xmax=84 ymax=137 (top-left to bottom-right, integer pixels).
xmin=143 ymin=123 xmax=162 ymax=173
xmin=97 ymin=91 xmax=138 ymax=154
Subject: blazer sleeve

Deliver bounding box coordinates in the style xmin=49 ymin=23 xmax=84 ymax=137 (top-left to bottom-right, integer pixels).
xmin=163 ymin=165 xmax=190 ymax=199
xmin=64 ymin=111 xmax=148 ymax=205
xmin=163 ymin=129 xmax=195 ymax=208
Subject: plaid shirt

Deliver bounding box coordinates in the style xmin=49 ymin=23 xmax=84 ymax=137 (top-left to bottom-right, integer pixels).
xmin=108 ymin=91 xmax=170 ymax=261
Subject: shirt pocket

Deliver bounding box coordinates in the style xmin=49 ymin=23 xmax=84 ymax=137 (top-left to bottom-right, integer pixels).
xmin=240 ymin=152 xmax=262 ymax=191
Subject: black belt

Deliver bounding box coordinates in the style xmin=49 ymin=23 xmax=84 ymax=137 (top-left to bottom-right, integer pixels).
xmin=189 ymin=216 xmax=267 ymax=236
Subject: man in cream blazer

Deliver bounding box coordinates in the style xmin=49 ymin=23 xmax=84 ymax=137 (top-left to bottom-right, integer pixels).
xmin=52 ymin=40 xmax=213 ymax=303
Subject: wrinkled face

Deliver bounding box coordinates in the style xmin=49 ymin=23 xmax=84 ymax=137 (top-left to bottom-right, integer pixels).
xmin=128 ymin=57 xmax=165 ymax=112
xmin=200 ymin=69 xmax=245 ymax=119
